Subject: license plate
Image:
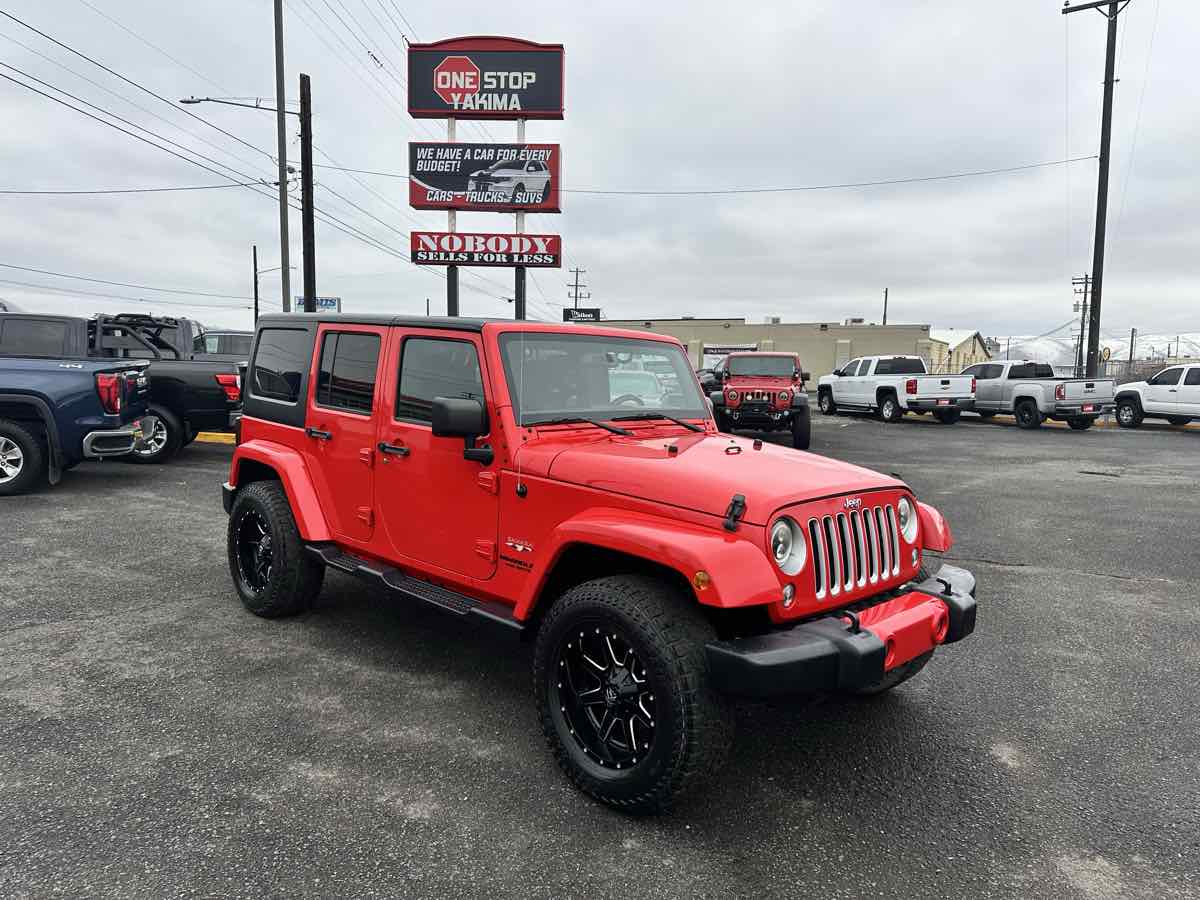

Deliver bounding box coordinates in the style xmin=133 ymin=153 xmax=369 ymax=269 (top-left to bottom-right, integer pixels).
xmin=937 ymin=399 xmax=951 ymax=406
xmin=1082 ymin=404 xmax=1095 ymax=413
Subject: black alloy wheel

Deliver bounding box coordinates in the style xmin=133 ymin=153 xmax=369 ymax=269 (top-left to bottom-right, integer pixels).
xmin=235 ymin=507 xmax=274 ymax=594
xmin=1015 ymin=399 xmax=1042 ymax=430
xmin=553 ymin=624 xmax=657 ymax=771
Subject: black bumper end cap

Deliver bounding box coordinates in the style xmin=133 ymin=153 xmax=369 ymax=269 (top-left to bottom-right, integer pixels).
xmin=221 ymin=481 xmax=235 ymax=514
xmin=912 ymin=563 xmax=977 ymax=643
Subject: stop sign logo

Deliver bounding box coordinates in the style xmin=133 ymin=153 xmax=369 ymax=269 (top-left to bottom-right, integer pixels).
xmin=433 ymin=55 xmax=480 ymax=106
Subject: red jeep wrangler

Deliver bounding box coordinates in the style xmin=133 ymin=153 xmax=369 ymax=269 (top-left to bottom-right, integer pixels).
xmin=223 ymin=315 xmax=977 ymax=812
xmin=709 ymin=351 xmax=812 ymax=449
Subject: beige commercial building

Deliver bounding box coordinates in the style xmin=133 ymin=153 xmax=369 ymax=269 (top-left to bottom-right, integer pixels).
xmin=927 ymin=329 xmax=992 ymax=373
xmin=603 ymin=317 xmax=944 ymax=378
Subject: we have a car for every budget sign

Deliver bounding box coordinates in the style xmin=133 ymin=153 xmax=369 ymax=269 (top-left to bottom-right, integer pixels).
xmin=411 ymin=232 xmax=561 ymax=268
xmin=409 ymin=143 xmax=561 ymax=212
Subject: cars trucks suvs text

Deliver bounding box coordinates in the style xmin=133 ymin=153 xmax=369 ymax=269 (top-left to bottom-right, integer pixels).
xmin=222 ymin=315 xmax=978 ymax=812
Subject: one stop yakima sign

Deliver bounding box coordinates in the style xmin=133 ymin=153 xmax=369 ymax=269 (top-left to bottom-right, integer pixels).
xmin=411 ymin=231 xmax=561 ymax=267
xmin=432 ymin=56 xmax=480 ymax=107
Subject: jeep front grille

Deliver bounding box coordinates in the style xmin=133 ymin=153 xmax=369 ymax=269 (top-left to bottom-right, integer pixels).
xmin=808 ymin=504 xmax=900 ymax=599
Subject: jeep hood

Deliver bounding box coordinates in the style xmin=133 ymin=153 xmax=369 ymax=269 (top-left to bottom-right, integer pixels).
xmin=545 ymin=432 xmax=903 ymax=525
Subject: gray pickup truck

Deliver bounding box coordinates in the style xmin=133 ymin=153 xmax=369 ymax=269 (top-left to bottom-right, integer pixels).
xmin=961 ymin=360 xmax=1115 ymax=430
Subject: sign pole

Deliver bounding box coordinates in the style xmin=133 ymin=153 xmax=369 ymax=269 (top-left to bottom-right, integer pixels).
xmin=272 ymin=0 xmax=291 ymax=313
xmin=513 ymin=117 xmax=527 ymax=321
xmin=300 ymin=73 xmax=317 ymax=314
xmin=446 ymin=117 xmax=459 ymax=317
xmin=252 ymin=244 xmax=259 ymax=324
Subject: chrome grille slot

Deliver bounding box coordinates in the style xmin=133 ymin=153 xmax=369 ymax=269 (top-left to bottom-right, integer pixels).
xmin=862 ymin=508 xmax=877 ymax=582
xmin=836 ymin=513 xmax=853 ymax=590
xmin=849 ymin=510 xmax=866 ymax=587
xmin=808 ymin=518 xmax=826 ymax=598
xmin=886 ymin=505 xmax=900 ymax=575
xmin=874 ymin=506 xmax=890 ymax=576
xmin=822 ymin=516 xmax=840 ymax=596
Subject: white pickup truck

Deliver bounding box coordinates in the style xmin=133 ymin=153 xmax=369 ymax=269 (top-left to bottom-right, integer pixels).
xmin=817 ymin=355 xmax=975 ymax=423
xmin=960 ymin=360 xmax=1115 ymax=430
xmin=1113 ymin=363 xmax=1200 ymax=428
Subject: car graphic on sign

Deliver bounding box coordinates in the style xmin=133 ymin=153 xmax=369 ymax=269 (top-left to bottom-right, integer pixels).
xmin=467 ymin=157 xmax=551 ymax=204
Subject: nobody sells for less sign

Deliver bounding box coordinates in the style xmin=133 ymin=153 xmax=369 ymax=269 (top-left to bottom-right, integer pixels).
xmin=410 ymin=231 xmax=562 ymax=268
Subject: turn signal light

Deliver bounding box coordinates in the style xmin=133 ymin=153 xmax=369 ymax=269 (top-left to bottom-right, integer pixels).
xmin=905 ymin=378 xmax=918 ymax=395
xmin=971 ymin=377 xmax=977 ymax=393
xmin=95 ymin=372 xmax=123 ymax=414
xmin=215 ymin=373 xmax=242 ymax=404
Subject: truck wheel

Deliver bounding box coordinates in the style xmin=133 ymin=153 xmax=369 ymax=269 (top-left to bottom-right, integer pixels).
xmin=1167 ymin=416 xmax=1192 ymax=426
xmin=1115 ymin=398 xmax=1142 ymax=428
xmin=933 ymin=409 xmax=961 ymax=424
xmin=791 ymin=408 xmax=811 ymax=450
xmin=848 ymin=651 xmax=933 ymax=696
xmin=1014 ymin=399 xmax=1042 ymax=430
xmin=878 ymin=393 xmax=903 ymax=422
xmin=533 ymin=574 xmax=734 ymax=814
xmin=818 ymin=390 xmax=837 ymax=415
xmin=227 ymin=481 xmax=325 ymax=618
xmin=1067 ymin=417 xmax=1095 ymax=430
xmin=129 ymin=404 xmax=183 ymax=464
xmin=0 ymin=418 xmax=45 ymax=497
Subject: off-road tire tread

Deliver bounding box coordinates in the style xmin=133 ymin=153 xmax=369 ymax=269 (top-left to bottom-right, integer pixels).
xmin=791 ymin=409 xmax=811 ymax=450
xmin=533 ymin=574 xmax=733 ymax=814
xmin=227 ymin=481 xmax=324 ymax=617
xmin=0 ymin=418 xmax=45 ymax=496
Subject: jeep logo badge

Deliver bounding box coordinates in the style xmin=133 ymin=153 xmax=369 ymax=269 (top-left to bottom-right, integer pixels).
xmin=844 ymin=497 xmax=862 ymax=510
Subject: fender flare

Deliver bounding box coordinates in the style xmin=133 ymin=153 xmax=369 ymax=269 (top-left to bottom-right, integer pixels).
xmin=514 ymin=507 xmax=781 ymax=620
xmin=0 ymin=391 xmax=63 ymax=483
xmin=917 ymin=500 xmax=953 ymax=553
xmin=229 ymin=439 xmax=331 ymax=541
xmin=1114 ymin=389 xmax=1142 ymax=408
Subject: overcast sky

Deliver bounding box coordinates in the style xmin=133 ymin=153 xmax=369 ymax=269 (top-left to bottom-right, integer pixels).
xmin=0 ymin=0 xmax=1194 ymax=338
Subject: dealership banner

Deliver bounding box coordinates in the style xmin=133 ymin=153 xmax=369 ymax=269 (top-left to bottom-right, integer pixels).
xmin=411 ymin=231 xmax=562 ymax=268
xmin=408 ymin=37 xmax=564 ymax=119
xmin=409 ymin=142 xmax=561 ymax=212
xmin=563 ymin=308 xmax=601 ymax=323
xmin=702 ymin=343 xmax=758 ymax=368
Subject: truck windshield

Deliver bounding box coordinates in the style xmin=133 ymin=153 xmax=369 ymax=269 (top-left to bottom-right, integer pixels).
xmin=499 ymin=333 xmax=707 ymax=425
xmin=727 ymin=356 xmax=794 ymax=378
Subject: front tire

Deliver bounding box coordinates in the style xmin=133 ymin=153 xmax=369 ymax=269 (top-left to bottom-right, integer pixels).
xmin=791 ymin=408 xmax=811 ymax=450
xmin=129 ymin=404 xmax=183 ymax=464
xmin=227 ymin=481 xmax=325 ymax=617
xmin=818 ymin=390 xmax=837 ymax=415
xmin=0 ymin=418 xmax=45 ymax=497
xmin=1115 ymin=397 xmax=1142 ymax=428
xmin=1014 ymin=399 xmax=1042 ymax=430
xmin=878 ymin=393 xmax=903 ymax=422
xmin=533 ymin=574 xmax=733 ymax=814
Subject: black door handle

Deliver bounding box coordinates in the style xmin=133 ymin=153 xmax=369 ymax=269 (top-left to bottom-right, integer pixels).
xmin=1169 ymin=389 xmax=1178 ymax=393
xmin=378 ymin=441 xmax=410 ymax=456
xmin=305 ymin=427 xmax=332 ymax=440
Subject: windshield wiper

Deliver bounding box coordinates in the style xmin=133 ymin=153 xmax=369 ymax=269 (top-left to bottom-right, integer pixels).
xmin=530 ymin=416 xmax=634 ymax=436
xmin=610 ymin=413 xmax=704 ymax=432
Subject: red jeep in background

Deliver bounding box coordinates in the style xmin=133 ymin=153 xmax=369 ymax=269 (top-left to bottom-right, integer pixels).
xmin=222 ymin=315 xmax=977 ymax=812
xmin=709 ymin=351 xmax=812 ymax=449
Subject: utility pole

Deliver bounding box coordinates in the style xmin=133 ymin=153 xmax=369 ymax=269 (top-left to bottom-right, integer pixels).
xmin=1072 ymin=274 xmax=1091 ymax=376
xmin=446 ymin=119 xmax=458 ymax=317
xmin=1128 ymin=327 xmax=1137 ymax=364
xmin=252 ymin=244 xmax=260 ymax=323
xmin=1063 ymin=0 xmax=1131 ymax=377
xmin=567 ymin=267 xmax=590 ymax=309
xmin=513 ymin=118 xmax=527 ymax=320
xmin=299 ymin=73 xmax=316 ymax=313
xmin=882 ymin=287 xmax=889 ymax=326
xmin=272 ymin=0 xmax=291 ymax=313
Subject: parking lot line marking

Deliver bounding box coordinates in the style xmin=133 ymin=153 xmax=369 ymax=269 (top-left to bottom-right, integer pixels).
xmin=195 ymin=432 xmax=236 ymax=444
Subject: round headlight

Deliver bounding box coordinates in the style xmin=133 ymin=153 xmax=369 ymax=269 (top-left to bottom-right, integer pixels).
xmin=898 ymin=497 xmax=918 ymax=544
xmin=778 ymin=391 xmax=789 ymax=401
xmin=770 ymin=517 xmax=808 ymax=576
xmin=727 ymin=390 xmax=739 ymax=401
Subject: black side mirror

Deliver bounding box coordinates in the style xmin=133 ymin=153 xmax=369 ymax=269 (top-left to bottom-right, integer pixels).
xmin=709 ymin=390 xmax=726 ymax=407
xmin=431 ymin=397 xmax=493 ymax=464
xmin=801 ymin=370 xmax=811 ymax=382
xmin=722 ymin=370 xmax=732 ymax=381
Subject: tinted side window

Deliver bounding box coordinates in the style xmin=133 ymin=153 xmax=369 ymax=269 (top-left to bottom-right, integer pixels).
xmin=251 ymin=328 xmax=310 ymax=403
xmin=1008 ymin=364 xmax=1033 ymax=379
xmin=315 ymin=332 xmax=381 ymax=414
xmin=874 ymin=358 xmax=925 ymax=375
xmin=980 ymin=364 xmax=1004 ymax=379
xmin=0 ymin=319 xmax=68 ymax=357
xmin=1152 ymin=367 xmax=1183 ymax=386
xmin=397 ymin=338 xmax=484 ymax=423
xmin=1185 ymin=368 xmax=1200 ymax=386
xmin=962 ymin=365 xmax=980 ymax=377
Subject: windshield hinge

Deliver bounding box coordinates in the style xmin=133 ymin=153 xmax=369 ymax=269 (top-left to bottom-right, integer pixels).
xmin=723 ymin=494 xmax=747 ymax=532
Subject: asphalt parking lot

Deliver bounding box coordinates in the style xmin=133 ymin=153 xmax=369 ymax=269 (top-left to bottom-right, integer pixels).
xmin=2 ymin=414 xmax=1198 ymax=899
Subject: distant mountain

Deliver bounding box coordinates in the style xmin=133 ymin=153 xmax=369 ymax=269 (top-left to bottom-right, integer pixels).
xmin=994 ymin=320 xmax=1200 ymax=366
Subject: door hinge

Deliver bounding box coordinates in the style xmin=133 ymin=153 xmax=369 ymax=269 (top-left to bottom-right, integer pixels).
xmin=474 ymin=539 xmax=497 ymax=562
xmin=359 ymin=447 xmax=374 ymax=467
xmin=356 ymin=506 xmax=374 ymax=527
xmin=477 ymin=471 xmax=498 ymax=494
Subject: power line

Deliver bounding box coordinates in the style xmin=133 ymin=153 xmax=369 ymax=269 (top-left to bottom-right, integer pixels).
xmin=1111 ymin=0 xmax=1162 ymax=249
xmin=0 ymin=276 xmax=252 ymax=310
xmin=0 ymin=262 xmax=254 ymax=301
xmin=384 ymin=0 xmax=421 ymax=41
xmin=0 ymin=182 xmax=265 ymax=196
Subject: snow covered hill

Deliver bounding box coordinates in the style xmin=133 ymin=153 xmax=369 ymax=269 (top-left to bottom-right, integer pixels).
xmin=995 ymin=321 xmax=1200 ymax=366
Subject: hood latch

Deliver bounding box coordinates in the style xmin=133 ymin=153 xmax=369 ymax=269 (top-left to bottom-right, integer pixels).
xmin=723 ymin=494 xmax=746 ymax=532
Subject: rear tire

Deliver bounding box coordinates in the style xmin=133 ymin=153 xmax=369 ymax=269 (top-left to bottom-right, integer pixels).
xmin=1115 ymin=397 xmax=1143 ymax=429
xmin=878 ymin=393 xmax=903 ymax=422
xmin=791 ymin=408 xmax=811 ymax=450
xmin=1014 ymin=399 xmax=1042 ymax=430
xmin=818 ymin=390 xmax=836 ymax=415
xmin=227 ymin=481 xmax=325 ymax=617
xmin=1167 ymin=416 xmax=1192 ymax=426
xmin=129 ymin=404 xmax=183 ymax=464
xmin=933 ymin=409 xmax=961 ymax=424
xmin=1067 ymin=416 xmax=1094 ymax=430
xmin=533 ymin=574 xmax=733 ymax=814
xmin=0 ymin=418 xmax=45 ymax=497
xmin=847 ymin=651 xmax=933 ymax=696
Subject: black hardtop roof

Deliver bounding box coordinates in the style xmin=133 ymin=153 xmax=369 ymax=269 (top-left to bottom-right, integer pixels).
xmin=255 ymin=313 xmax=499 ymax=332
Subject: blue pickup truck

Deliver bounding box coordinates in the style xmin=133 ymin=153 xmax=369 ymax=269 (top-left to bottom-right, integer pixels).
xmin=0 ymin=355 xmax=150 ymax=496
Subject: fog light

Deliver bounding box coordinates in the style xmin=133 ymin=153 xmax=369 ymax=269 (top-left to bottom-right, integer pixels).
xmin=781 ymin=584 xmax=795 ymax=608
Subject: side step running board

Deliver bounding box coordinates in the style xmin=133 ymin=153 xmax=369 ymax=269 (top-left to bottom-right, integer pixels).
xmin=306 ymin=543 xmax=524 ymax=634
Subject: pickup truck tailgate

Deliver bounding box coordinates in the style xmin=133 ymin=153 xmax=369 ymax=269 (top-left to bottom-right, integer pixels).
xmin=1057 ymin=378 xmax=1115 ymax=408
xmin=914 ymin=375 xmax=974 ymax=400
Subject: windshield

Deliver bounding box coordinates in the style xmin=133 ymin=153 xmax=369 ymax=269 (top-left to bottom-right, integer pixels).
xmin=499 ymin=332 xmax=707 ymax=424
xmin=728 ymin=355 xmax=794 ymax=378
